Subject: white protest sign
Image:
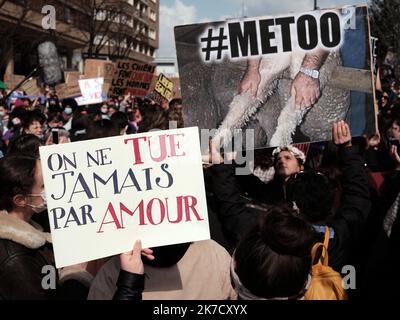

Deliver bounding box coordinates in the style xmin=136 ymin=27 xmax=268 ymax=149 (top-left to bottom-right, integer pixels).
xmin=76 ymin=77 xmax=106 ymax=106
xmin=39 ymin=127 xmax=210 ymax=268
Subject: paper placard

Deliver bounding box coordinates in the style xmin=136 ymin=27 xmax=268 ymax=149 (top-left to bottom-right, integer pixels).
xmin=39 ymin=127 xmax=210 ymax=268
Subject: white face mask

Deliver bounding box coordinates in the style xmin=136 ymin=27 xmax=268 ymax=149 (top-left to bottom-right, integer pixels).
xmin=27 ymin=190 xmax=47 ymax=213
xmin=101 ymin=107 xmax=108 ymax=114
xmin=64 ymin=107 xmax=73 ymax=115
xmin=12 ymin=117 xmax=21 ymax=126
xmin=0 ymin=111 xmax=5 ymax=117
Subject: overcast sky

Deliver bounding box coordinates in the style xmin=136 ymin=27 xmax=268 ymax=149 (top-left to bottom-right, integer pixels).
xmin=158 ymin=0 xmax=368 ymax=58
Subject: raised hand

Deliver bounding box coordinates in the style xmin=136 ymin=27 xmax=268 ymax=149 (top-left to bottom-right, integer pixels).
xmin=332 ymin=121 xmax=352 ymax=147
xmin=120 ymin=240 xmax=154 ymax=275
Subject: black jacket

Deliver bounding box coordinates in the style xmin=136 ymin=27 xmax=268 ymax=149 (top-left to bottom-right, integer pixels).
xmin=0 ymin=213 xmax=90 ymax=300
xmin=113 ymin=271 xmax=145 ymax=300
xmin=209 ymin=146 xmax=371 ymax=272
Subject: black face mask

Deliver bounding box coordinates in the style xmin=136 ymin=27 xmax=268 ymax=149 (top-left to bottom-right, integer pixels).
xmin=143 ymin=242 xmax=191 ymax=268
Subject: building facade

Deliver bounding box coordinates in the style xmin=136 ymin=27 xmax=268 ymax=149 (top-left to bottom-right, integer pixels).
xmin=91 ymin=0 xmax=159 ymax=63
xmin=0 ymin=0 xmax=159 ymax=82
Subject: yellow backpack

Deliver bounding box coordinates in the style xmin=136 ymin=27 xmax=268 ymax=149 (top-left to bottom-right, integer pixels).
xmin=304 ymin=227 xmax=348 ymax=300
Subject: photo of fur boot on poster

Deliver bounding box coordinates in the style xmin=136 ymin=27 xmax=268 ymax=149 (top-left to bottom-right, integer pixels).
xmin=175 ymin=5 xmax=376 ymax=149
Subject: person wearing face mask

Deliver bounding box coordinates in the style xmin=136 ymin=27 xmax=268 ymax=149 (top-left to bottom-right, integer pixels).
xmin=61 ymin=98 xmax=78 ymax=132
xmin=0 ymin=155 xmax=93 ymax=299
xmin=100 ymin=104 xmax=110 ymax=120
xmin=62 ymin=107 xmax=73 ymax=131
xmin=2 ymin=107 xmax=27 ymax=146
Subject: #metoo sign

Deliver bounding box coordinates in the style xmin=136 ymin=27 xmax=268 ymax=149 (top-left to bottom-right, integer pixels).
xmin=39 ymin=127 xmax=210 ymax=268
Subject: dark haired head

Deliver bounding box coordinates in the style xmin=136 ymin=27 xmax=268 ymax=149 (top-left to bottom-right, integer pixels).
xmin=169 ymin=98 xmax=182 ymax=109
xmin=70 ymin=113 xmax=89 ymax=142
xmin=7 ymin=134 xmax=41 ymax=158
xmin=8 ymin=106 xmax=27 ymax=130
xmin=110 ymin=111 xmax=129 ymax=134
xmin=143 ymin=242 xmax=191 ymax=268
xmin=62 ymin=98 xmax=78 ymax=111
xmin=233 ymin=206 xmax=314 ymax=299
xmin=285 ymin=170 xmax=335 ymax=223
xmin=138 ymin=105 xmax=168 ymax=133
xmin=86 ymin=119 xmax=119 ymax=140
xmin=47 ymin=112 xmax=64 ymax=127
xmin=0 ymin=155 xmax=37 ymax=211
xmin=22 ymin=110 xmax=45 ymax=129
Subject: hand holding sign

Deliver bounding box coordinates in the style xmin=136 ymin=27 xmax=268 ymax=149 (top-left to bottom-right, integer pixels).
xmin=39 ymin=127 xmax=210 ymax=268
xmin=120 ymin=240 xmax=154 ymax=275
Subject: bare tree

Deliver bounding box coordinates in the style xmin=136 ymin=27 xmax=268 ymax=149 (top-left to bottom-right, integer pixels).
xmin=77 ymin=0 xmax=145 ymax=60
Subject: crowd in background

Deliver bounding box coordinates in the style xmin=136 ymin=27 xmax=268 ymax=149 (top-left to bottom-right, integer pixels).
xmin=0 ymin=58 xmax=399 ymax=300
xmin=0 ymin=87 xmax=183 ymax=157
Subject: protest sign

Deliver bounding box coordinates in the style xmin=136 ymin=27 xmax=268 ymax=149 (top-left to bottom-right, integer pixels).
xmin=175 ymin=5 xmax=376 ymax=149
xmin=154 ymin=73 xmax=174 ymax=102
xmin=20 ymin=78 xmax=40 ymax=96
xmin=110 ymin=60 xmax=155 ymax=97
xmin=64 ymin=71 xmax=81 ymax=84
xmin=76 ymin=77 xmax=106 ymax=106
xmin=55 ymin=82 xmax=81 ymax=99
xmin=55 ymin=71 xmax=83 ymax=99
xmin=4 ymin=74 xmax=25 ymax=91
xmin=84 ymin=59 xmax=115 ymax=93
xmin=39 ymin=127 xmax=210 ymax=268
xmin=84 ymin=59 xmax=115 ymax=80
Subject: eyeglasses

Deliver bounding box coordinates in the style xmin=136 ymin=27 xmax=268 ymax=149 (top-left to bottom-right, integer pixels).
xmin=382 ymin=96 xmax=389 ymax=100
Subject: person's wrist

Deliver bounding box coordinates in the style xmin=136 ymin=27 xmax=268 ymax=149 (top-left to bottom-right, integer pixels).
xmin=299 ymin=67 xmax=319 ymax=79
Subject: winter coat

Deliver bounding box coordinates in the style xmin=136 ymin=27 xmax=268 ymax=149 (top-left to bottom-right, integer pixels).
xmin=0 ymin=211 xmax=92 ymax=300
xmin=209 ymin=146 xmax=371 ymax=272
xmin=88 ymin=240 xmax=236 ymax=300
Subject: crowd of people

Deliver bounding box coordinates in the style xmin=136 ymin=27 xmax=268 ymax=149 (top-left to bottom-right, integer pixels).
xmin=0 ymin=60 xmax=399 ymax=300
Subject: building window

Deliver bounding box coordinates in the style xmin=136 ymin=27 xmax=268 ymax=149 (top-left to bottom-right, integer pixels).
xmin=121 ymin=38 xmax=127 ymax=48
xmin=127 ymin=15 xmax=134 ymax=27
xmin=65 ymin=7 xmax=72 ymax=24
xmin=94 ymin=35 xmax=105 ymax=45
xmin=149 ymin=28 xmax=156 ymax=40
xmin=149 ymin=9 xmax=156 ymax=21
xmin=95 ymin=9 xmax=106 ymax=21
xmin=140 ymin=4 xmax=147 ymax=16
